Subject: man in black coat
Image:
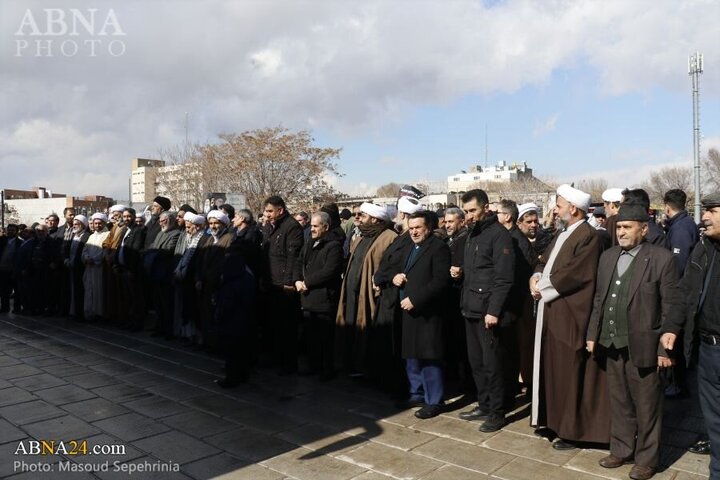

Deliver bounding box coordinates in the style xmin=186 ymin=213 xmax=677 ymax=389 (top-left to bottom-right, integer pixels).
xmin=455 ymin=189 xmax=515 ymax=433
xmin=50 ymin=208 xmax=75 ymax=316
xmin=0 ymin=224 xmax=21 ymax=313
xmin=392 ymin=211 xmax=451 ymax=419
xmin=114 ymin=208 xmax=147 ymax=331
xmin=497 ymin=199 xmax=537 ymax=400
xmin=663 ymin=192 xmax=720 ymax=479
xmin=64 ymin=216 xmax=91 ymax=320
xmin=295 ymin=211 xmax=344 ymax=380
xmin=261 ymin=195 xmax=304 ymax=373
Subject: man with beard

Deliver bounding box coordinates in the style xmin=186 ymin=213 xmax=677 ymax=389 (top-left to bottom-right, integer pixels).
xmin=394 ymin=211 xmax=451 ymax=418
xmin=102 ymin=204 xmax=127 ymax=324
xmin=663 ymin=193 xmax=720 ymax=477
xmin=174 ymin=213 xmax=206 ymax=342
xmin=260 ymin=196 xmax=304 ymax=373
xmin=146 ymin=211 xmax=180 ymax=338
xmin=517 ymin=203 xmax=552 ymax=258
xmin=455 ymin=190 xmax=514 ymax=433
xmin=444 ymin=207 xmax=471 ymax=391
xmin=337 ymin=202 xmax=397 ymax=375
xmin=372 ymin=196 xmax=422 ymax=393
xmin=81 ymin=213 xmax=110 ymax=322
xmin=587 ymin=203 xmax=679 ymax=480
xmin=196 ymin=210 xmax=234 ymax=348
xmin=65 ymin=215 xmax=90 ymax=321
xmin=114 ymin=208 xmax=146 ymax=331
xmin=497 ymin=199 xmax=537 ymax=401
xmin=0 ymin=224 xmax=20 ymax=313
xmin=295 ymin=211 xmax=344 ymax=380
xmin=230 ymin=208 xmax=263 ymax=280
xmin=529 ymin=184 xmax=608 ymax=450
xmin=49 ymin=208 xmax=75 ymax=316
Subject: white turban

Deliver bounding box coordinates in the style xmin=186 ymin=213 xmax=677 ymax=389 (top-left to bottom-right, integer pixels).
xmin=397 ymin=196 xmax=423 ymax=215
xmin=74 ymin=215 xmax=88 ymax=227
xmin=557 ymin=184 xmax=592 ymax=213
xmin=360 ymin=202 xmax=391 ymax=222
xmin=601 ymin=188 xmax=624 ymax=203
xmin=109 ymin=204 xmax=127 ymax=213
xmin=90 ymin=213 xmax=108 ymax=223
xmin=207 ymin=210 xmax=230 ymax=225
xmin=517 ymin=203 xmax=538 ymax=219
xmin=184 ymin=213 xmax=206 ymax=226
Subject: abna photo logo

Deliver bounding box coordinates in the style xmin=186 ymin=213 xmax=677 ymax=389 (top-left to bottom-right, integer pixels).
xmin=15 ymin=8 xmax=127 ymax=57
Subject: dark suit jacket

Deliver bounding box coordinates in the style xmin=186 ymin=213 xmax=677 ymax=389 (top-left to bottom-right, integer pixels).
xmin=399 ymin=235 xmax=451 ymax=359
xmin=587 ymin=242 xmax=679 ymax=368
xmin=113 ymin=226 xmax=146 ymax=275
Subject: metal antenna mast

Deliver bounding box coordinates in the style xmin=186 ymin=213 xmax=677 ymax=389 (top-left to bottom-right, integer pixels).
xmin=689 ymin=52 xmax=703 ymax=223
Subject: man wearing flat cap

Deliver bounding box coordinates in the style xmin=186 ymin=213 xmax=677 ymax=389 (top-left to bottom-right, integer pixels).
xmin=587 ymin=204 xmax=679 ymax=480
xmin=337 ymin=202 xmax=397 ymax=375
xmin=530 ymin=184 xmax=609 ymax=449
xmin=663 ymin=192 xmax=720 ymax=479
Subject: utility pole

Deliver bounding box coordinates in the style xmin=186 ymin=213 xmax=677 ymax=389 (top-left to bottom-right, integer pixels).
xmin=689 ymin=52 xmax=703 ymax=223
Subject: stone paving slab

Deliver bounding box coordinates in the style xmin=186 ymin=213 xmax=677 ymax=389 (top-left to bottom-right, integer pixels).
xmin=0 ymin=314 xmax=711 ymax=480
xmin=61 ymin=397 xmax=131 ymax=422
xmin=261 ymin=445 xmax=367 ymax=480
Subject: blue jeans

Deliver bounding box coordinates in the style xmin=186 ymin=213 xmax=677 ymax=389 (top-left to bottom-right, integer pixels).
xmin=405 ymin=359 xmax=444 ymax=406
xmin=698 ymin=342 xmax=720 ymax=479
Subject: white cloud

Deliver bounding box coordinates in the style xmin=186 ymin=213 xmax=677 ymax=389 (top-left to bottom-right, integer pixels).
xmin=533 ymin=113 xmax=559 ymax=138
xmin=0 ymin=0 xmax=718 ymax=199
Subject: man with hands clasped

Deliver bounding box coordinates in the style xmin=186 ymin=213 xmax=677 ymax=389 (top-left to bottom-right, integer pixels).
xmin=586 ymin=203 xmax=679 ymax=480
xmin=393 ymin=211 xmax=451 ymax=419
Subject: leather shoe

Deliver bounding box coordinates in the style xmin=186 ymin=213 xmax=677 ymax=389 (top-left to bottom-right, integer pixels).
xmin=459 ymin=406 xmax=489 ymax=421
xmin=414 ymin=404 xmax=443 ymax=419
xmin=629 ymin=465 xmax=656 ymax=480
xmin=688 ymin=439 xmax=711 ymax=455
xmin=478 ymin=415 xmax=505 ymax=433
xmin=552 ymin=439 xmax=577 ymax=451
xmin=599 ymin=454 xmax=633 ymax=468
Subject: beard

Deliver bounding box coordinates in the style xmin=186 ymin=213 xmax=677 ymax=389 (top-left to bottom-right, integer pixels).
xmin=555 ymin=215 xmax=569 ymax=231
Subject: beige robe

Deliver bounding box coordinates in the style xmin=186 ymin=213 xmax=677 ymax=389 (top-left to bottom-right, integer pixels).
xmin=82 ymin=229 xmax=110 ymax=318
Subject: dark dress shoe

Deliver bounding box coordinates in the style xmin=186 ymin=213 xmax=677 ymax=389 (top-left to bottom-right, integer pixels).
xmin=552 ymin=439 xmax=578 ymax=450
xmin=459 ymin=406 xmax=489 ymax=421
xmin=599 ymin=454 xmax=633 ymax=468
xmin=688 ymin=439 xmax=711 ymax=455
xmin=414 ymin=404 xmax=443 ymax=419
xmin=478 ymin=415 xmax=506 ymax=433
xmin=629 ymin=465 xmax=656 ymax=480
xmin=396 ymin=397 xmax=426 ymax=410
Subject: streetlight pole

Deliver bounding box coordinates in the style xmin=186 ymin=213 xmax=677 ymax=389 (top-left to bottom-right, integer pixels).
xmin=689 ymin=52 xmax=703 ymax=223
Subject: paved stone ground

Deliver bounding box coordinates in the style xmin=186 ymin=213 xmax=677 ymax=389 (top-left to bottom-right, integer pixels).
xmin=0 ymin=312 xmax=711 ymax=480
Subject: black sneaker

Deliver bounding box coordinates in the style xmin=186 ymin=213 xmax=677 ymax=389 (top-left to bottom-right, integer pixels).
xmin=479 ymin=415 xmax=506 ymax=432
xmin=459 ymin=406 xmax=489 ymax=421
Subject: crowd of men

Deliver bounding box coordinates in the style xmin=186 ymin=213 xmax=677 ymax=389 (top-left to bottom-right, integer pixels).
xmin=0 ymin=184 xmax=719 ymax=480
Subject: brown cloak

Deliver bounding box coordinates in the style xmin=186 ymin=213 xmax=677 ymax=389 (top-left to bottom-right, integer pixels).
xmin=532 ymin=221 xmax=609 ymax=443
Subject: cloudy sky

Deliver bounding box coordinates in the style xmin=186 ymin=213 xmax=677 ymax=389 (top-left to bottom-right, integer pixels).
xmin=1 ymin=0 xmax=719 ymax=200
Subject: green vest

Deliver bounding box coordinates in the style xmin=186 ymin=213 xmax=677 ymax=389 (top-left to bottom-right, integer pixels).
xmin=599 ymin=256 xmax=637 ymax=349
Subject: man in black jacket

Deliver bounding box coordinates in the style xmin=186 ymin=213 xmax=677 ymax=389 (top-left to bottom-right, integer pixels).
xmin=114 ymin=208 xmax=146 ymax=331
xmin=295 ymin=211 xmax=344 ymax=380
xmin=261 ymin=195 xmax=304 ymax=374
xmin=393 ymin=211 xmax=451 ymax=419
xmin=0 ymin=224 xmax=20 ymax=313
xmin=455 ymin=189 xmax=515 ymax=433
xmin=662 ymin=192 xmax=720 ymax=479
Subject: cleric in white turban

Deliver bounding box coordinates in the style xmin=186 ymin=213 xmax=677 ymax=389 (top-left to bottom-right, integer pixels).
xmin=90 ymin=212 xmax=108 ymax=223
xmin=360 ymin=202 xmax=391 ymax=222
xmin=207 ymin=210 xmax=230 ymax=225
xmin=557 ymin=184 xmax=591 ymax=213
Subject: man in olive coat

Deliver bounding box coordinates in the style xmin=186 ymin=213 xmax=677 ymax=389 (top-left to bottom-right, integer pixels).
xmin=587 ymin=204 xmax=678 ymax=480
xmin=393 ymin=212 xmax=451 ymax=419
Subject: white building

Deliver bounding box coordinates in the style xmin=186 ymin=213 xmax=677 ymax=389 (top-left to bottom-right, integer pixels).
xmin=448 ymin=161 xmax=533 ymax=192
xmin=130 ymin=158 xmax=166 ymax=205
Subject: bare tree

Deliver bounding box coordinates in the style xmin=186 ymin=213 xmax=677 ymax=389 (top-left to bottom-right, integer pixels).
xmin=575 ymin=178 xmax=608 ymax=203
xmin=375 ymin=182 xmax=402 ymax=197
xmin=704 ymin=148 xmax=720 ymax=191
xmin=642 ymin=166 xmax=693 ymax=207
